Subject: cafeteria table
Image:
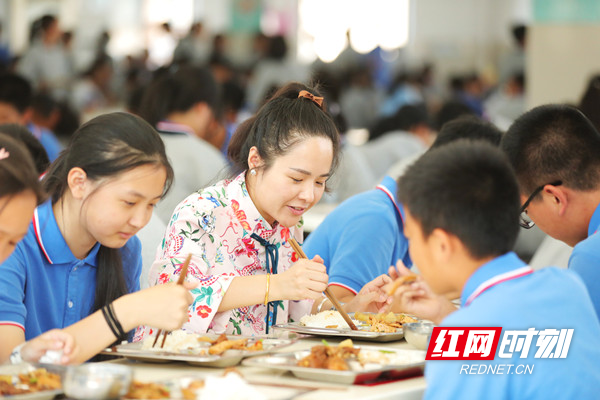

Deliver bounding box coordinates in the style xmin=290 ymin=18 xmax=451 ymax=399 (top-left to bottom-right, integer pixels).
xmin=108 ymin=335 xmax=427 ymax=400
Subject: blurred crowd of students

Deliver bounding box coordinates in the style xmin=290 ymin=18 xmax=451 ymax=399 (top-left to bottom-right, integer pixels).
xmin=3 ymin=19 xmax=600 ymax=264
xmin=2 ymin=13 xmax=600 ymax=398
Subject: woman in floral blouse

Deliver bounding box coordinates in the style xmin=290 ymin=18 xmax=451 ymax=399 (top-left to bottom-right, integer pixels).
xmin=136 ymin=82 xmax=388 ymax=337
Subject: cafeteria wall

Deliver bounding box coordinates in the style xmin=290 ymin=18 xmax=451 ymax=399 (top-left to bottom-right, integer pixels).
xmin=4 ymin=0 xmax=600 ymax=117
xmin=520 ymin=0 xmax=600 ymax=108
xmin=2 ymin=0 xmax=530 ymax=87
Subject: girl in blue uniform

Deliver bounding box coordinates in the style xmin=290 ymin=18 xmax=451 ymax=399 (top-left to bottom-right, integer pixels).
xmin=0 ymin=113 xmax=195 ymax=363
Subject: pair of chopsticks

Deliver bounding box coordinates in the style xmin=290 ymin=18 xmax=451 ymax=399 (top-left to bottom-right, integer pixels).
xmin=288 ymin=238 xmax=358 ymax=331
xmin=152 ymin=253 xmax=192 ymax=348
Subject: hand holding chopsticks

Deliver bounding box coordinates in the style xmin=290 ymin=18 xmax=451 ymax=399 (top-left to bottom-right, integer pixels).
xmin=288 ymin=238 xmax=358 ymax=331
xmin=152 ymin=253 xmax=192 ymax=349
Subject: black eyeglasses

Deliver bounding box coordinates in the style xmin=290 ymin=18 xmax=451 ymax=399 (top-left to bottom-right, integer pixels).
xmin=519 ymin=180 xmax=562 ymax=229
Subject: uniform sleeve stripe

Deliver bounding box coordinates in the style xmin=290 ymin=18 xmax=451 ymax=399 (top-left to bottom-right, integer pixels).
xmin=0 ymin=321 xmax=25 ymax=331
xmin=328 ymin=282 xmax=358 ymax=295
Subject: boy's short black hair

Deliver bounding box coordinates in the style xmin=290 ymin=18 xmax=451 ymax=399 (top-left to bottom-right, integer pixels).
xmin=433 ymin=101 xmax=475 ymax=131
xmin=369 ymin=104 xmax=429 ymax=141
xmin=431 ymin=115 xmax=503 ymax=150
xmin=501 ymin=104 xmax=600 ymax=193
xmin=398 ymin=140 xmax=520 ymax=259
xmin=40 ymin=15 xmax=57 ymax=32
xmin=0 ymin=73 xmax=33 ymax=113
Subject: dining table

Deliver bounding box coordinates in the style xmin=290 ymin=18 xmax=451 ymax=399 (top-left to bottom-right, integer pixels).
xmin=104 ymin=333 xmax=427 ymax=400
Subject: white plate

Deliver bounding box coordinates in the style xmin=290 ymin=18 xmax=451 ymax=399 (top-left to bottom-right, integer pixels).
xmin=273 ymin=312 xmax=420 ymax=342
xmin=273 ymin=322 xmax=404 ymax=342
xmin=242 ymin=346 xmax=425 ymax=384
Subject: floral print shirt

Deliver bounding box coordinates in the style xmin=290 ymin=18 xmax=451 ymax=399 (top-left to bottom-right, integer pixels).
xmin=134 ymin=172 xmax=311 ymax=339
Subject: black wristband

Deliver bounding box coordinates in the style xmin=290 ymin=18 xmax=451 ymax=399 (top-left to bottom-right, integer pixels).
xmin=101 ymin=305 xmax=120 ymax=340
xmin=107 ymin=302 xmax=127 ymax=339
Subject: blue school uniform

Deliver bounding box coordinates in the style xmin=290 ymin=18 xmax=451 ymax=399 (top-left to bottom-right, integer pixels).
xmin=304 ymin=176 xmax=411 ymax=294
xmin=27 ymin=123 xmax=62 ymax=162
xmin=425 ymin=252 xmax=600 ymax=400
xmin=0 ymin=200 xmax=141 ymax=340
xmin=568 ymin=202 xmax=600 ymax=320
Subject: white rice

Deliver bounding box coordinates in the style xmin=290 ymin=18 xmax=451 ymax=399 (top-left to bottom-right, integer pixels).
xmin=141 ymin=330 xmax=207 ymax=352
xmin=300 ymin=310 xmax=354 ymax=329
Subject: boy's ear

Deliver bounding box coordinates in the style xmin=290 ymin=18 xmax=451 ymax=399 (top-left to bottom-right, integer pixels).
xmin=430 ymin=228 xmax=455 ymax=263
xmin=543 ymin=184 xmax=568 ymax=216
xmin=66 ymin=167 xmax=89 ymax=200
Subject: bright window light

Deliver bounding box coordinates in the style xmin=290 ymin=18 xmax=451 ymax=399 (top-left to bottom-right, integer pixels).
xmin=298 ymin=0 xmax=409 ymax=63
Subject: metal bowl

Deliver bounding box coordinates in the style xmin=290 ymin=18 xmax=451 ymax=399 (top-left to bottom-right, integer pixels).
xmin=403 ymin=321 xmax=434 ymax=350
xmin=63 ymin=363 xmax=132 ymax=400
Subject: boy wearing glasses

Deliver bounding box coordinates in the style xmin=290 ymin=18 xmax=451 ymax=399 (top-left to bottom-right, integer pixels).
xmin=501 ymin=104 xmax=600 ymax=319
xmin=396 ymin=140 xmax=600 ymax=399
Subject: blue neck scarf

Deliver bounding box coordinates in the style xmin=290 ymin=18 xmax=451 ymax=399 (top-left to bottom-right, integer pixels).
xmin=251 ymin=233 xmax=281 ymax=334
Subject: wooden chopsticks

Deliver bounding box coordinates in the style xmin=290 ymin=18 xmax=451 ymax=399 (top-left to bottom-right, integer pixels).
xmin=288 ymin=238 xmax=358 ymax=331
xmin=152 ymin=253 xmax=192 ymax=348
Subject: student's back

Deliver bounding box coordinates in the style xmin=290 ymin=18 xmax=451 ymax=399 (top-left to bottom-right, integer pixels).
xmin=427 ymin=261 xmax=600 ymax=399
xmin=138 ymin=67 xmax=228 ymax=223
xmin=304 ymin=175 xmax=411 ymax=294
xmin=156 ymin=133 xmax=226 ymax=223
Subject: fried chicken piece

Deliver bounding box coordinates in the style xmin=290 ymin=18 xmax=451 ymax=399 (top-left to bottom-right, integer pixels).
xmin=298 ymin=345 xmax=329 ymax=368
xmin=244 ymin=340 xmax=264 ymax=352
xmin=324 ymin=355 xmax=349 ymax=370
xmin=212 ymin=333 xmax=229 ymax=345
xmin=209 ymin=338 xmax=248 ymax=355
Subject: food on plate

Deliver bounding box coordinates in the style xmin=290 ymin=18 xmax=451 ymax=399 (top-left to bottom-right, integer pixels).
xmin=141 ymin=330 xmax=208 ymax=352
xmin=0 ymin=368 xmax=61 ymax=395
xmin=124 ymin=379 xmax=207 ymax=400
xmin=141 ymin=330 xmax=263 ymax=356
xmin=208 ymin=334 xmax=263 ymax=356
xmin=300 ymin=310 xmax=416 ymax=333
xmin=124 ymin=369 xmax=256 ymax=400
xmin=297 ymin=339 xmax=360 ymax=370
xmin=387 ymin=274 xmax=419 ymax=296
xmin=297 ymin=339 xmax=425 ymax=371
xmin=354 ymin=311 xmax=418 ymax=332
xmin=124 ymin=381 xmax=171 ymax=399
xmin=299 ymin=310 xmax=359 ymax=329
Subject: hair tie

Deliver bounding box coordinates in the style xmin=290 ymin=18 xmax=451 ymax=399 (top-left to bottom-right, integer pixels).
xmin=0 ymin=148 xmax=9 ymax=160
xmin=298 ymin=90 xmax=324 ymax=108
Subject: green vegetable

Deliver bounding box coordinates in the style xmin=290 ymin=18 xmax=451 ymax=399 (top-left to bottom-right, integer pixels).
xmin=321 ymin=339 xmax=330 ymax=346
xmin=379 ymin=350 xmax=395 ymax=354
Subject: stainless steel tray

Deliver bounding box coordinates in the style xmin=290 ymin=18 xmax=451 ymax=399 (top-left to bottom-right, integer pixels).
xmin=126 ymin=375 xmax=205 ymax=399
xmin=242 ymin=346 xmax=425 ymax=384
xmin=273 ymin=322 xmax=404 ymax=342
xmin=102 ymin=337 xmax=295 ymax=368
xmin=0 ymin=363 xmax=63 ymax=400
